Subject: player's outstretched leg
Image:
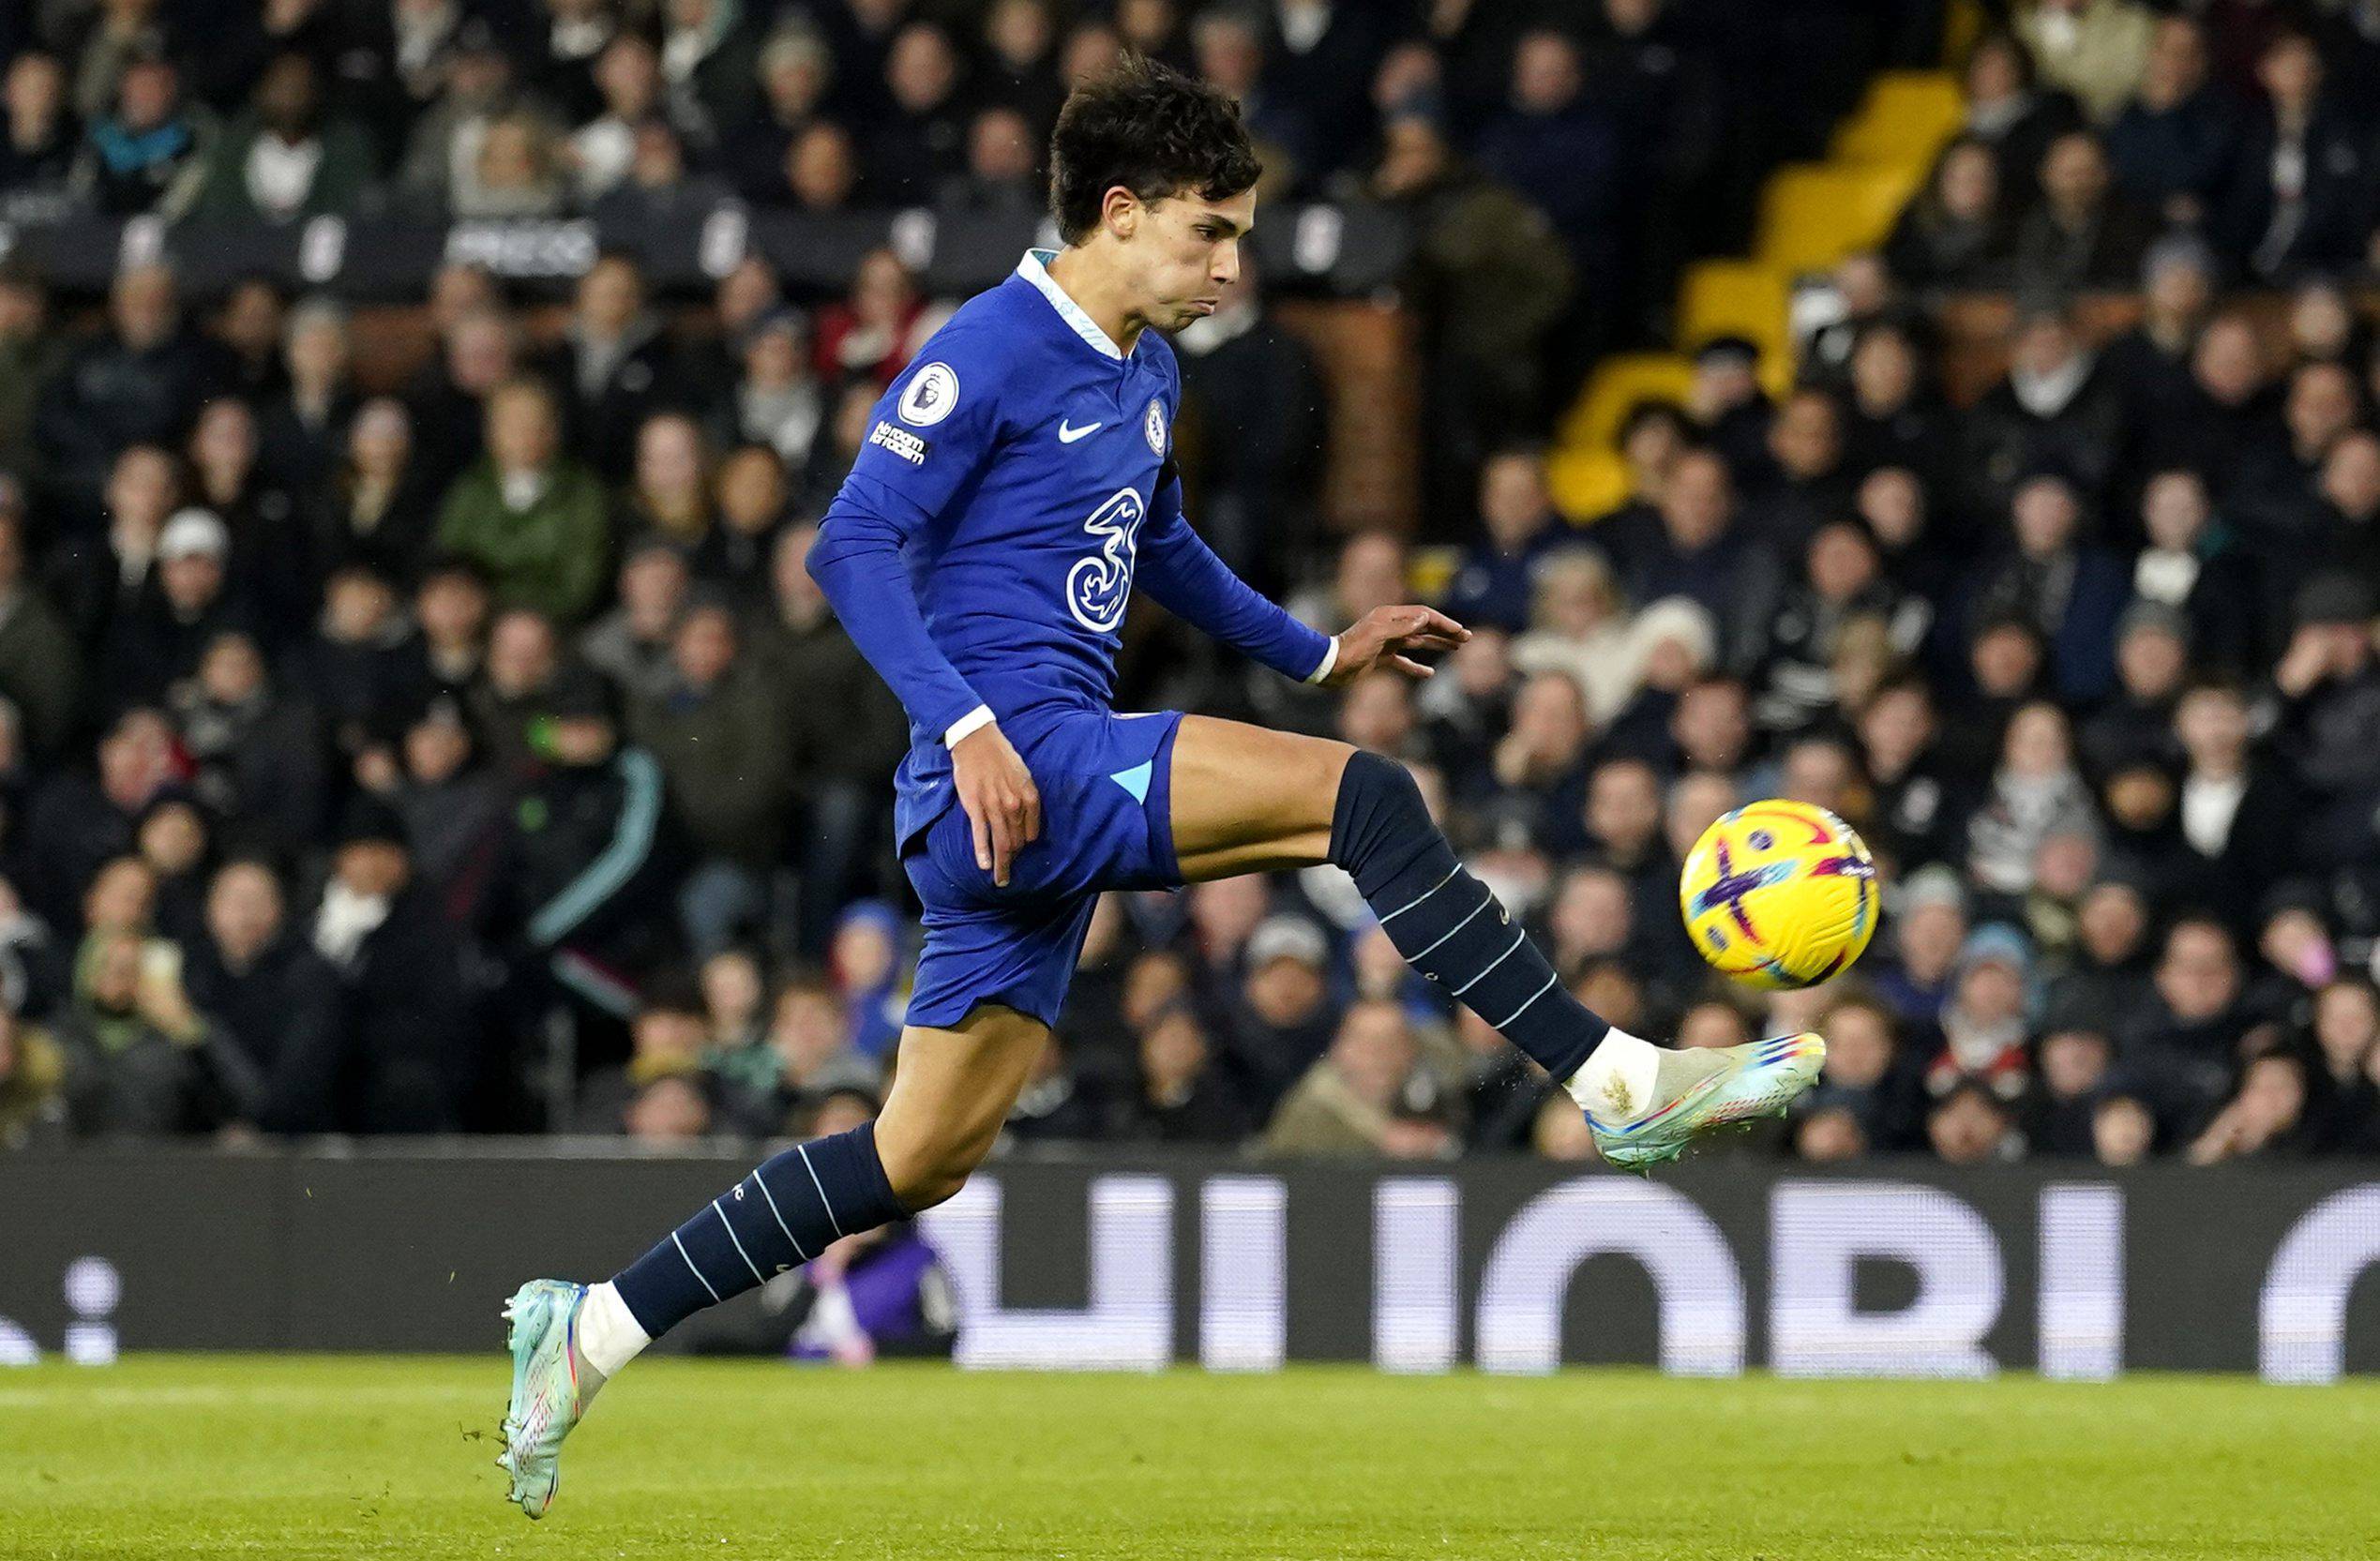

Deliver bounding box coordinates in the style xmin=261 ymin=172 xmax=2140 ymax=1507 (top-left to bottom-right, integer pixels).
xmin=1322 ymin=748 xmax=1823 ymax=1168
xmin=1170 ymin=723 xmax=1824 ymax=1167
xmin=499 ymin=1005 xmax=1047 ymax=1517
xmin=1323 ymin=748 xmax=1822 ymax=1168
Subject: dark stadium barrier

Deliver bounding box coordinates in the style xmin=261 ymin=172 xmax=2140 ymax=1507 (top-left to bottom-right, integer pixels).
xmin=6 ymin=1148 xmax=2379 ymax=1381
xmin=0 ymin=201 xmax=1413 ymax=302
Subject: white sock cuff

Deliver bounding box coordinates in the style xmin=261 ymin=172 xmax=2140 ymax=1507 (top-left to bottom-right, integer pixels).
xmin=1563 ymin=1028 xmax=1662 ymax=1124
xmin=576 ymin=1280 xmax=653 ymax=1378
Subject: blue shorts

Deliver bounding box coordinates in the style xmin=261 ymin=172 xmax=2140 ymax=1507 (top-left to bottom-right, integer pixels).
xmin=901 ymin=708 xmax=1186 ymax=1030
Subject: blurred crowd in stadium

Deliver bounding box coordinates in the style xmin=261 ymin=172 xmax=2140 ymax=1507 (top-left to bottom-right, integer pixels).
xmin=0 ymin=0 xmax=2378 ymax=1174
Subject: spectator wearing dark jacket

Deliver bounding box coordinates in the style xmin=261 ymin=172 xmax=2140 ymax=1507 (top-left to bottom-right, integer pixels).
xmin=23 ymin=708 xmax=180 ymax=935
xmin=34 ymin=264 xmax=224 ymax=518
xmin=2104 ymin=16 xmax=2238 ymax=228
xmin=1959 ymin=32 xmax=2086 ymax=206
xmin=1804 ymin=996 xmax=1927 ymax=1153
xmin=722 ymin=27 xmax=830 ymax=201
xmin=1369 ymin=107 xmax=1574 ymax=530
xmin=403 ymin=304 xmax=520 ymax=498
xmin=1884 ymin=136 xmax=2011 ymax=291
xmin=48 ymin=454 xmax=175 ymax=666
xmin=631 ymin=600 xmax=794 ymax=958
xmin=1112 ymin=1001 xmax=1250 ymax=1144
xmin=2302 ymin=978 xmax=2380 ymax=1154
xmin=57 ymin=923 xmax=259 ymax=1135
xmin=180 ymin=858 xmax=336 ymax=1125
xmin=501 ymin=668 xmax=681 ymax=1028
xmin=1602 ymin=448 xmax=1782 ymax=676
xmin=69 ymin=57 xmax=209 ymax=219
xmin=756 ymin=524 xmax=908 ymax=952
xmin=1171 ymin=263 xmax=1326 ymax=595
xmin=2267 ymin=573 xmax=2380 ymax=870
xmin=1476 ymin=30 xmax=1619 ymax=285
xmin=2009 ymin=130 xmax=2160 ymax=296
xmin=2099 ymin=236 xmax=2216 ymax=442
xmin=173 ymin=629 xmax=327 ymax=855
xmin=2138 ymin=312 xmax=2282 ymax=505
xmin=2226 ymin=360 xmax=2366 ymax=555
xmin=257 ymin=299 xmax=361 ymax=503
xmin=1966 ymin=473 xmax=2130 ymax=704
xmin=1220 ymin=914 xmax=1342 ymax=1117
xmin=1842 ymin=323 xmax=1955 ymax=488
xmin=2118 ymin=917 xmax=2255 ymax=1132
xmin=2312 ymin=429 xmax=2380 ymax=586
xmin=2078 ymin=603 xmax=2190 ymax=777
xmin=534 ymin=255 xmax=675 ymax=484
xmin=0 ymin=53 xmax=77 ymax=214
xmin=863 ymin=22 xmax=972 ymax=204
xmin=2218 ymin=33 xmax=2377 ymax=279
xmin=275 ymin=798 xmax=479 ymax=1133
xmin=1440 ymin=450 xmax=1566 ymax=634
xmin=2173 ymin=681 xmax=2299 ymax=923
xmin=0 ymin=506 xmax=81 ymax=758
xmin=373 ymin=697 xmax=506 ymax=929
xmin=97 ymin=508 xmax=255 ymax=706
xmin=191 ymin=53 xmax=375 ymax=222
xmin=1959 ymin=309 xmax=2128 ymax=529
xmin=2022 ymin=1026 xmax=2117 ymax=1157
xmin=2127 ymin=468 xmax=2266 ymax=675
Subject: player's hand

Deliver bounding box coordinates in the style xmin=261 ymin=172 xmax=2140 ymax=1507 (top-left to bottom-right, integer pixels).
xmin=1323 ymin=605 xmax=1469 ymax=686
xmin=952 ymin=720 xmax=1040 ymax=887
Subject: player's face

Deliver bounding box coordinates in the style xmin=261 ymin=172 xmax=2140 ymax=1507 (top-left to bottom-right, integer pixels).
xmin=1134 ymin=189 xmax=1257 ymax=330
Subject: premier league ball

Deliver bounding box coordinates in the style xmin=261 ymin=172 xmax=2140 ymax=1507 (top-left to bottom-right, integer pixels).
xmin=1679 ymin=801 xmax=1878 ymax=991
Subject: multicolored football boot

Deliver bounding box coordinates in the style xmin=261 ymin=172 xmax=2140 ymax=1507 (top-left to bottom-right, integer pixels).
xmin=497 ymin=1279 xmax=601 ymax=1519
xmin=1587 ymin=1032 xmax=1827 ymax=1172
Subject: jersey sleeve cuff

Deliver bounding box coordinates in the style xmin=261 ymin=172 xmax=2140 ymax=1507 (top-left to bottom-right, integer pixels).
xmin=1303 ymin=636 xmax=1339 ymax=685
xmin=943 ymin=704 xmax=996 ymax=747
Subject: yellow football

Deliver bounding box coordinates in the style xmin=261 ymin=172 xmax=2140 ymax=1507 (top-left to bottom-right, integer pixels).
xmin=1679 ymin=800 xmax=1878 ymax=990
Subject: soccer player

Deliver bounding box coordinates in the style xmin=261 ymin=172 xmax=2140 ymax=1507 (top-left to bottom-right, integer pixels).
xmin=498 ymin=56 xmax=1823 ymax=1516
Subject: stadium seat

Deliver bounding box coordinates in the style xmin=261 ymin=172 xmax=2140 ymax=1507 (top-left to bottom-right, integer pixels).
xmin=1755 ymin=163 xmax=1925 ymax=276
xmin=1548 ymin=50 xmax=1939 ymax=538
xmin=1547 ymin=446 xmax=1631 ymax=524
xmin=1679 ymin=263 xmax=1791 ymax=366
xmin=1555 ymin=352 xmax=1694 ymax=454
xmin=1830 ymin=72 xmax=1965 ymax=172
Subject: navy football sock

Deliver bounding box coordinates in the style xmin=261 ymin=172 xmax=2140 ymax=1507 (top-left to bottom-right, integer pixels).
xmin=610 ymin=1122 xmax=909 ymax=1338
xmin=1329 ymin=750 xmax=1609 ymax=1081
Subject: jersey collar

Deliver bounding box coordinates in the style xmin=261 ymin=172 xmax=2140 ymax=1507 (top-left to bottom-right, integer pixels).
xmin=1017 ymin=248 xmax=1128 ymax=361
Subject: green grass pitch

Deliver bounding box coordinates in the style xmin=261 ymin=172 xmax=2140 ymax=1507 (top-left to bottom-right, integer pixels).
xmin=6 ymin=1356 xmax=2379 ymax=1558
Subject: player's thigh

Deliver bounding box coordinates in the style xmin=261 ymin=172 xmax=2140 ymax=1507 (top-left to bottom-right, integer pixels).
xmin=874 ymin=1002 xmax=1050 ymax=1206
xmin=1167 ymin=714 xmax=1355 ymax=881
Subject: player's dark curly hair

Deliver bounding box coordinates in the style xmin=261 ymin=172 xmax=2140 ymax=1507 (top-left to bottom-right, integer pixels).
xmin=1048 ymin=53 xmax=1262 ymax=245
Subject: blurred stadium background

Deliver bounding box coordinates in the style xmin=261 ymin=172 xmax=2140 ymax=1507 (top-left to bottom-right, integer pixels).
xmin=10 ymin=0 xmax=2380 ymax=1517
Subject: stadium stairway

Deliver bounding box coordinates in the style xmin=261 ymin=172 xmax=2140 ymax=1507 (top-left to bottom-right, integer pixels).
xmin=1546 ymin=67 xmax=1966 ymax=522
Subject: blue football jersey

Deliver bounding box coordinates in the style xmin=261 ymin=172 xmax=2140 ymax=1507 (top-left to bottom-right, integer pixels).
xmin=813 ymin=248 xmax=1330 ymax=850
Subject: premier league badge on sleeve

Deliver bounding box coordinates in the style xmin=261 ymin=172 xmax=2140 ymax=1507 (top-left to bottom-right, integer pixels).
xmin=899 ymin=363 xmax=960 ymax=427
xmin=1144 ymin=398 xmax=1167 ymax=455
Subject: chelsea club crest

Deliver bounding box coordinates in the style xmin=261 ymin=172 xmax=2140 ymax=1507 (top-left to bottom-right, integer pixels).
xmin=1144 ymin=398 xmax=1167 ymax=455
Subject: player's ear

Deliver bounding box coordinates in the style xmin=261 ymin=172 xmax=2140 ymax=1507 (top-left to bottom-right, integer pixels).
xmin=1101 ymin=185 xmax=1141 ymax=240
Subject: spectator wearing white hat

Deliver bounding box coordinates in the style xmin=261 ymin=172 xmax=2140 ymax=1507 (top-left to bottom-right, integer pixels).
xmin=1219 ymin=914 xmax=1340 ymax=1116
xmin=96 ymin=507 xmax=253 ymax=704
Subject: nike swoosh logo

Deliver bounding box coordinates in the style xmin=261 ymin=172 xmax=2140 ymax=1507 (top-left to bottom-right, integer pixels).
xmin=1058 ymin=419 xmax=1102 ymax=443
